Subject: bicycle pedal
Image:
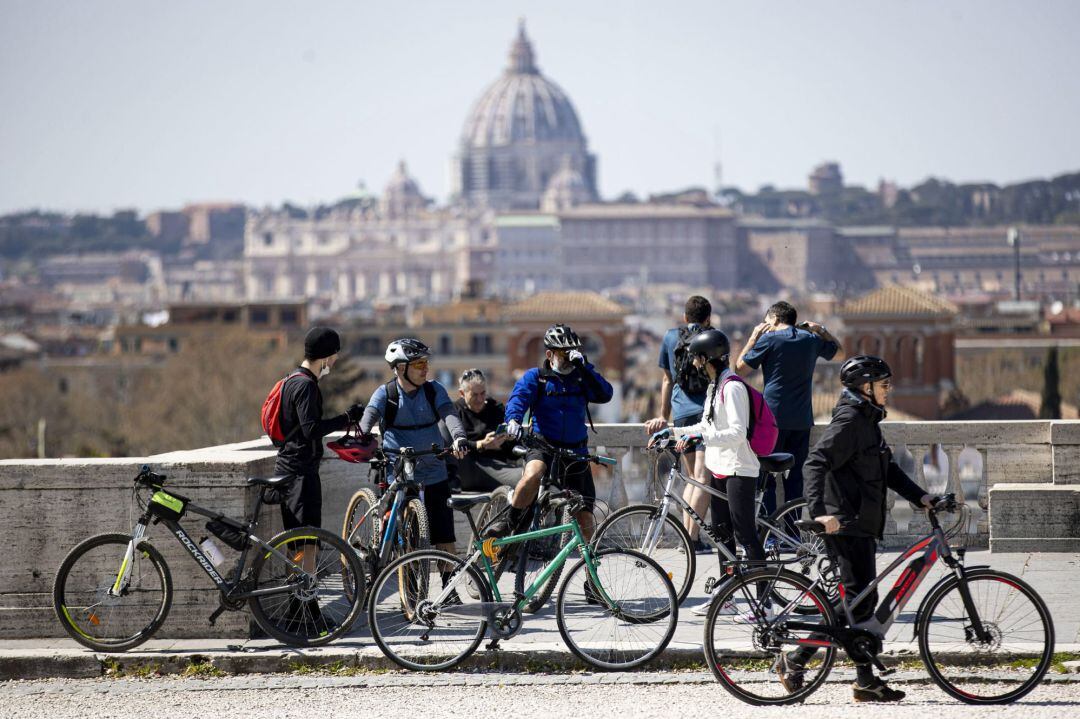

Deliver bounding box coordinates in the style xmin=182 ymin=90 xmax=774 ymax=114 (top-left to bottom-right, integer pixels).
xmin=703 ymin=577 xmax=718 ymax=595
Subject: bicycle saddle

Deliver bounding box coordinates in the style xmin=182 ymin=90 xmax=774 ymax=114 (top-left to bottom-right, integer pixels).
xmin=447 ymin=493 xmax=494 ymax=512
xmin=246 ymin=475 xmax=292 ymax=488
xmin=758 ymin=453 xmax=795 ymax=474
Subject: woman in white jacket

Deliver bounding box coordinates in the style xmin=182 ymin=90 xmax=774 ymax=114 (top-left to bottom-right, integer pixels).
xmin=672 ymin=329 xmax=765 ymax=574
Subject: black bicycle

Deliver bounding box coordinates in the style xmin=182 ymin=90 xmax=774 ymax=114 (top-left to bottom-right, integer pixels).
xmin=53 ymin=466 xmax=366 ymax=651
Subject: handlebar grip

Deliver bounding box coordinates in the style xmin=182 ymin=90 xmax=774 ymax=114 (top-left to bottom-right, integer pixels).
xmin=595 ymin=455 xmax=617 ymax=467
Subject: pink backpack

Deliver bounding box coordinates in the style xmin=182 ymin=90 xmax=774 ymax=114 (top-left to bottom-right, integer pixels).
xmin=719 ymin=375 xmax=779 ymax=456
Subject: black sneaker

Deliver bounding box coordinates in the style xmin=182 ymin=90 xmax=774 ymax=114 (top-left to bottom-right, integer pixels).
xmin=852 ymin=678 xmax=905 ymax=702
xmin=774 ymin=652 xmax=805 ymax=693
xmin=483 ymin=505 xmax=524 ymax=539
xmin=583 ymin=579 xmax=604 ymax=606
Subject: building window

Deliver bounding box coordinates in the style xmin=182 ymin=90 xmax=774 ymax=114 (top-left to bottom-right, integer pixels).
xmin=439 ymin=334 xmax=453 ymax=354
xmin=263 ymin=233 xmax=273 ymax=246
xmin=250 ymin=308 xmax=269 ymax=325
xmin=222 ymin=309 xmax=239 ymax=323
xmin=471 ymin=334 xmax=493 ymax=354
xmin=168 ymin=337 xmax=179 ymax=352
xmin=355 ymin=336 xmax=381 ymax=355
xmin=279 ymin=309 xmax=298 ymax=325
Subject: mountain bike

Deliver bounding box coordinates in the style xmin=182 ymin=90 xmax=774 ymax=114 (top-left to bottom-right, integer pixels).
xmin=367 ymin=486 xmax=679 ymax=672
xmin=593 ymin=437 xmax=832 ymax=605
xmin=341 ymin=445 xmax=448 ymax=591
xmin=54 ymin=465 xmax=366 ymax=651
xmin=703 ymin=494 xmax=1054 ymax=705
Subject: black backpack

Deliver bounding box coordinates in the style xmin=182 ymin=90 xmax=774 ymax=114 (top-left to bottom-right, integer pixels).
xmin=672 ymin=325 xmax=711 ymax=395
xmin=381 ymin=380 xmax=440 ymax=431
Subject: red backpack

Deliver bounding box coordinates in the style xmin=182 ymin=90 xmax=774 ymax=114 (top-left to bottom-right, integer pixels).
xmin=261 ymin=371 xmax=307 ymax=447
xmin=719 ymin=375 xmax=779 ymax=456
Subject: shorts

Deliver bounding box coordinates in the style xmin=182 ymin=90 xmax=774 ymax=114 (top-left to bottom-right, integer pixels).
xmin=523 ymin=446 xmax=596 ymax=513
xmin=280 ymin=472 xmax=322 ymax=531
xmin=675 ymin=411 xmax=705 ymax=453
xmin=421 ymin=478 xmax=456 ymax=545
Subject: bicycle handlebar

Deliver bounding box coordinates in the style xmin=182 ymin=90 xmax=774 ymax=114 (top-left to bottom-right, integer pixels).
xmin=134 ymin=465 xmax=166 ymax=487
xmin=516 ymin=431 xmax=616 ymax=466
xmin=382 ymin=444 xmax=453 ymax=460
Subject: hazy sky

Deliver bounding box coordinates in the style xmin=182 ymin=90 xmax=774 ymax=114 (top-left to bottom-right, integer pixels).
xmin=2 ymin=0 xmax=1078 ymax=214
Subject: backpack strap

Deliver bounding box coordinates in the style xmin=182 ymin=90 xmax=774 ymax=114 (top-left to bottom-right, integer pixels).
xmin=279 ymin=370 xmax=313 ymax=445
xmin=719 ymin=375 xmax=756 ymax=438
xmin=381 ymin=379 xmax=440 ymax=432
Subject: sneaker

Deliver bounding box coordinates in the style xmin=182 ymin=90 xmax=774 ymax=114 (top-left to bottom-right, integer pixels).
xmin=852 ymin=678 xmax=905 ymax=703
xmin=775 ymin=652 xmax=806 ymax=693
xmin=693 ymin=539 xmax=712 ymax=554
xmin=691 ymin=598 xmax=736 ymax=616
xmin=737 ymin=603 xmax=775 ymax=625
xmin=583 ymin=579 xmax=604 ymax=606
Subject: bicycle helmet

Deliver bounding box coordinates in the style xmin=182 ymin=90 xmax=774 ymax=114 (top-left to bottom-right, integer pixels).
xmin=688 ymin=328 xmax=731 ymax=365
xmin=327 ymin=431 xmax=378 ymax=463
xmin=839 ymin=355 xmax=892 ymax=388
xmin=384 ymin=338 xmax=431 ymax=367
xmin=543 ymin=324 xmax=583 ymax=350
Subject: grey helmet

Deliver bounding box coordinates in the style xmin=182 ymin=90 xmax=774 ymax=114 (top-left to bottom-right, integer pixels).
xmin=543 ymin=324 xmax=583 ymax=351
xmin=385 ymin=338 xmax=431 ymax=367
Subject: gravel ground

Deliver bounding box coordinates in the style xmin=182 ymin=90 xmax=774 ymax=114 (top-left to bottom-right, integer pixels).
xmin=5 ymin=672 xmax=1078 ymax=719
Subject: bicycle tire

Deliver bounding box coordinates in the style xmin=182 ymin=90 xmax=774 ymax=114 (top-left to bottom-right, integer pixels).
xmin=918 ymin=568 xmax=1054 ymax=704
xmin=705 ymin=566 xmax=837 ymax=705
xmin=247 ymin=527 xmax=366 ymax=647
xmin=53 ymin=532 xmax=172 ymax=653
xmin=592 ymin=503 xmax=696 ymax=605
xmin=555 ymin=548 xmax=678 ymax=670
xmin=522 ymin=502 xmax=571 ymax=613
xmin=342 ymin=487 xmax=381 ymax=552
xmin=368 ymin=549 xmax=491 ymax=671
xmin=760 ymin=498 xmax=837 ymax=610
xmin=400 ymin=497 xmax=431 ymax=555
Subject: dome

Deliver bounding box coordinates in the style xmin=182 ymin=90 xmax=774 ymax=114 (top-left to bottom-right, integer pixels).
xmin=542 ymin=156 xmax=594 ymax=212
xmin=460 ymin=25 xmax=585 ymax=149
xmin=380 ymin=160 xmax=427 ymax=217
xmin=453 ymin=21 xmax=597 ymax=210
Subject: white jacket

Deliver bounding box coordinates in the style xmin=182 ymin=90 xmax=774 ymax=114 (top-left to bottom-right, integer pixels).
xmin=678 ymin=369 xmax=760 ymax=478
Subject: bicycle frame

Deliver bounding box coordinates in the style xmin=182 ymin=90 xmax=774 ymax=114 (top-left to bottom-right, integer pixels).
xmin=376 ymin=454 xmax=427 ymax=565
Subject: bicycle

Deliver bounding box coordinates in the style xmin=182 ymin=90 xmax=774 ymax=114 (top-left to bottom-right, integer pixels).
xmin=341 ymin=445 xmax=449 ymax=591
xmin=54 ymin=465 xmax=366 ymax=652
xmin=367 ymin=485 xmax=679 ymax=671
xmin=593 ymin=436 xmax=831 ymax=606
xmin=703 ymin=494 xmax=1054 ymax=705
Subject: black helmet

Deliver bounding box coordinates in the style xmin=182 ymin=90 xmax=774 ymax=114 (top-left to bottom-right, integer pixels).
xmin=544 ymin=324 xmax=583 ymax=350
xmin=840 ymin=355 xmax=892 ymax=388
xmin=688 ymin=328 xmax=731 ymax=364
xmin=385 ymin=338 xmax=431 ymax=367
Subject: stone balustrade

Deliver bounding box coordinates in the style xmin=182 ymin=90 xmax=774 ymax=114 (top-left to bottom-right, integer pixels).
xmin=1 ymin=420 xmax=1076 ymax=640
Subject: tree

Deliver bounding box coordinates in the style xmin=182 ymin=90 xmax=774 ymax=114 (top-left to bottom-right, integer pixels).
xmin=1039 ymin=347 xmax=1062 ymax=420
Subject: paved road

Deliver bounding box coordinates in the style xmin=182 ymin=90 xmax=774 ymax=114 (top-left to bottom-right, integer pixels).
xmin=5 ymin=671 xmax=1079 ymax=719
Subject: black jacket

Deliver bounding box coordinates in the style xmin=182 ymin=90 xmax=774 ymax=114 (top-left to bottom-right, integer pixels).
xmin=275 ymin=367 xmax=349 ymax=476
xmin=453 ymin=397 xmax=519 ymax=461
xmin=804 ymin=389 xmax=926 ymax=539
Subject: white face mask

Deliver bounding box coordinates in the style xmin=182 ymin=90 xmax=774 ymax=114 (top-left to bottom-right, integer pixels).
xmin=551 ymin=358 xmax=574 ymax=375
xmin=319 ymin=363 xmax=331 ymax=378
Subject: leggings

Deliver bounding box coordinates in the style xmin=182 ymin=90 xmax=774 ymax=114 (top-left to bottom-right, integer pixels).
xmin=711 ymin=474 xmax=765 ymax=565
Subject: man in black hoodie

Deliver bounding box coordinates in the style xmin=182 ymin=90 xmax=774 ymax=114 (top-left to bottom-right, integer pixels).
xmin=778 ymin=355 xmax=933 ymax=703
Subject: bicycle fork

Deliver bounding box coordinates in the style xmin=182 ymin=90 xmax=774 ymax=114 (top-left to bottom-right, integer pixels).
xmin=110 ymin=522 xmax=148 ymax=596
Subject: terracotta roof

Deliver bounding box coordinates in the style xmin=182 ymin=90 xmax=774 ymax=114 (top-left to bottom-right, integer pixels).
xmin=946 ymin=390 xmax=1078 ymax=421
xmin=506 ymin=291 xmax=627 ymax=322
xmin=840 ymin=285 xmax=958 ymax=319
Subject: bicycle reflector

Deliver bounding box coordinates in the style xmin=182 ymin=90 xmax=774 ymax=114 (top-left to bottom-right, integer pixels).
xmin=328 ymin=431 xmax=378 ymax=463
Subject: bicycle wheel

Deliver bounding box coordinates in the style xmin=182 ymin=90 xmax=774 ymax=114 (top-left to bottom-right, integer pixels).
xmin=592 ymin=504 xmax=695 ymax=605
xmin=521 ymin=501 xmax=571 ymax=613
xmin=556 ymin=548 xmax=678 ymax=670
xmin=705 ymin=567 xmax=836 ymax=705
xmin=368 ymin=549 xmax=490 ymax=671
xmin=247 ymin=527 xmax=366 ymax=647
xmin=53 ymin=533 xmax=171 ymax=652
xmin=397 ymin=497 xmax=430 ymax=557
xmin=342 ymin=488 xmax=380 ymax=553
xmin=760 ymin=498 xmax=837 ymax=609
xmin=918 ymin=568 xmax=1054 ymax=703
xmin=466 ymin=487 xmax=512 ymax=600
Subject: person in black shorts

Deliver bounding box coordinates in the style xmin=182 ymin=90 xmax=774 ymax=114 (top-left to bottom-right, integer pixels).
xmin=453 ymin=368 xmax=523 ymax=491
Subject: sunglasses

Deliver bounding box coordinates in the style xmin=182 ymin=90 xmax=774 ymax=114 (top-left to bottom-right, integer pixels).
xmin=410 ymin=360 xmax=430 ymax=370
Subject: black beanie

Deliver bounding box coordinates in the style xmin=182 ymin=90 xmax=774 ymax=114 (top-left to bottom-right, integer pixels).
xmin=304 ymin=326 xmax=341 ymax=360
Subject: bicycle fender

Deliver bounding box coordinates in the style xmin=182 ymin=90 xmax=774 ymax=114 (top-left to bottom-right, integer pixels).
xmin=911 ymin=565 xmax=991 ymax=639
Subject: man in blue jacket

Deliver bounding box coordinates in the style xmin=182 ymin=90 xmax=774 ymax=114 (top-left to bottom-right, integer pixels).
xmin=486 ymin=324 xmax=613 ymax=540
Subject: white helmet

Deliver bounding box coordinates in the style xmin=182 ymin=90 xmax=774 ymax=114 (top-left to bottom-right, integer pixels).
xmin=385 ymin=338 xmax=431 ymax=367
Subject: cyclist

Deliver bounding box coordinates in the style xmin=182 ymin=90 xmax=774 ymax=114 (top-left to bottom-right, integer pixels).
xmin=356 ymin=338 xmax=469 ymax=595
xmin=276 ymin=326 xmax=363 ymax=630
xmin=485 ymin=323 xmax=613 ymax=541
xmin=779 ymin=354 xmax=934 ymax=702
xmin=668 ymin=329 xmax=763 ymax=615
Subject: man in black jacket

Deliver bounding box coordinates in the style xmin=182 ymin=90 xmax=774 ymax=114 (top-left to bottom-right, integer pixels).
xmin=780 ymin=355 xmax=933 ymax=703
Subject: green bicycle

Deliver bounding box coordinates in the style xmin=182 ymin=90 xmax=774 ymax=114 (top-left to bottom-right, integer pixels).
xmin=367 ymin=487 xmax=679 ymax=671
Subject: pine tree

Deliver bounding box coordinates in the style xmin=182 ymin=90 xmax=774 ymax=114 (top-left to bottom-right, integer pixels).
xmin=1039 ymin=347 xmax=1062 ymax=420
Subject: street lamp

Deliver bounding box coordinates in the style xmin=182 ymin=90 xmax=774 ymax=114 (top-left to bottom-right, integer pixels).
xmin=1006 ymin=227 xmax=1021 ymax=300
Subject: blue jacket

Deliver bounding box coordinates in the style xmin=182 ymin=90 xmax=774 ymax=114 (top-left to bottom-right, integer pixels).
xmin=505 ymin=362 xmax=614 ymax=446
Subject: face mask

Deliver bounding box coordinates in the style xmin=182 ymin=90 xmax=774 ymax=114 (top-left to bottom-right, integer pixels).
xmin=319 ymin=364 xmax=331 ymax=378
xmin=552 ymin=358 xmax=574 ymax=375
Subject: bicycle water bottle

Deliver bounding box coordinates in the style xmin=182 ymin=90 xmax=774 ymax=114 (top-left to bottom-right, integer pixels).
xmin=199 ymin=537 xmax=226 ymax=567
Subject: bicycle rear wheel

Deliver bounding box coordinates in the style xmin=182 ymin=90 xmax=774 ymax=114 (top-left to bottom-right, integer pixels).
xmin=705 ymin=567 xmax=836 ymax=705
xmin=556 ymin=549 xmax=678 ymax=670
xmin=592 ymin=504 xmax=695 ymax=605
xmin=368 ymin=550 xmax=490 ymax=671
xmin=53 ymin=533 xmax=171 ymax=652
xmin=247 ymin=527 xmax=366 ymax=647
xmin=918 ymin=568 xmax=1054 ymax=704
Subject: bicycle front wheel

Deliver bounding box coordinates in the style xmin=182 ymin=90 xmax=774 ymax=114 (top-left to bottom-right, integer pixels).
xmin=53 ymin=532 xmax=171 ymax=652
xmin=918 ymin=568 xmax=1054 ymax=704
xmin=592 ymin=504 xmax=695 ymax=605
xmin=705 ymin=567 xmax=837 ymax=706
xmin=368 ymin=550 xmax=490 ymax=671
xmin=247 ymin=527 xmax=366 ymax=647
xmin=556 ymin=548 xmax=678 ymax=670
xmin=395 ymin=497 xmax=430 ymax=560
xmin=521 ymin=501 xmax=571 ymax=613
